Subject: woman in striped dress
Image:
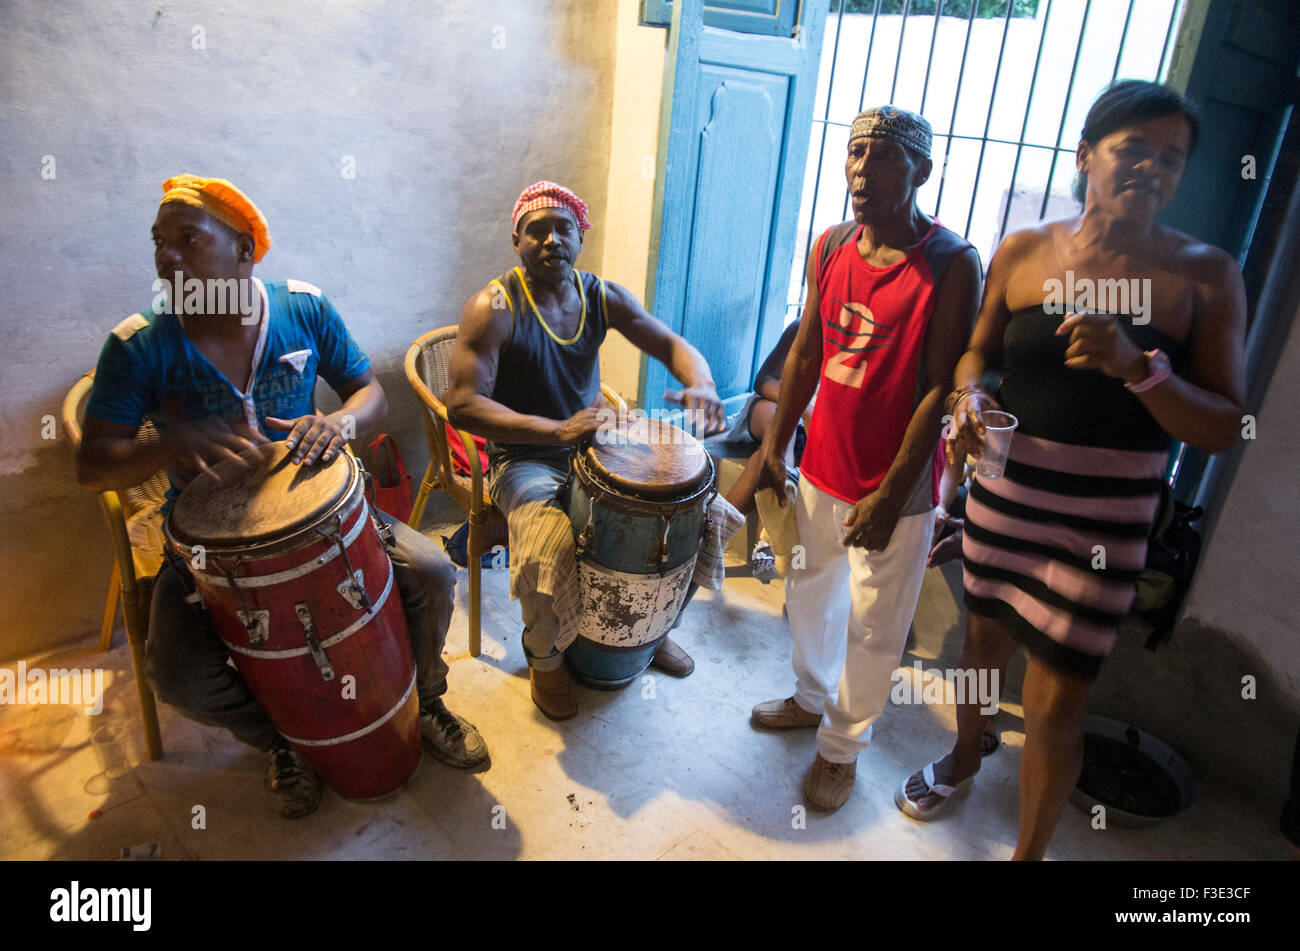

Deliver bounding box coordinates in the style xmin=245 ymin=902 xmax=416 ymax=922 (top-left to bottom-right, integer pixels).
xmin=897 ymin=81 xmax=1248 ymax=859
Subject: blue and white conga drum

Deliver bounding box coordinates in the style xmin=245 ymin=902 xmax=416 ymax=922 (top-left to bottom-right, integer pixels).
xmin=563 ymin=418 xmax=715 ymax=689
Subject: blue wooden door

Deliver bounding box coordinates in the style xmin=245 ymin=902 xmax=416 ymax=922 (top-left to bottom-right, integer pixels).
xmin=640 ymin=0 xmax=829 ymax=414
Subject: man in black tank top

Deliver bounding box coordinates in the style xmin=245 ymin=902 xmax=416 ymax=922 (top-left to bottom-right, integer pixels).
xmin=447 ymin=182 xmax=729 ymax=720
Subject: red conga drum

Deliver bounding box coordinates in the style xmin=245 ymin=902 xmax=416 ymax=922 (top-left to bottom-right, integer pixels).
xmin=166 ymin=443 xmax=422 ymax=800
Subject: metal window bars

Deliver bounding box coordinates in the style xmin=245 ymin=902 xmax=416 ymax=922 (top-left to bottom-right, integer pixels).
xmin=792 ymin=0 xmax=1185 ymax=310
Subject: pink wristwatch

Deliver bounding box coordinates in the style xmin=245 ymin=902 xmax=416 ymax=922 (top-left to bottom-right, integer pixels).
xmin=1125 ymin=349 xmax=1172 ymax=393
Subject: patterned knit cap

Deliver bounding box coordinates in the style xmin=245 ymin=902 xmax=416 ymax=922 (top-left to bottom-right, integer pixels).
xmin=848 ymin=106 xmax=932 ymax=159
xmin=511 ymin=180 xmax=591 ymax=232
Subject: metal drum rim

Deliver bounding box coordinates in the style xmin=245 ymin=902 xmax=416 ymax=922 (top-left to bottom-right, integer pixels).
xmin=581 ymin=425 xmax=711 ymax=500
xmin=571 ymin=449 xmax=715 ymax=516
xmin=167 ymin=454 xmax=365 ymax=561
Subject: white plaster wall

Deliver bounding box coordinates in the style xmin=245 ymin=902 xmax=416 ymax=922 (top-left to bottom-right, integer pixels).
xmin=596 ymin=0 xmax=667 ymax=406
xmin=0 ymin=0 xmax=618 ymax=659
xmin=1183 ymin=297 xmax=1300 ymax=699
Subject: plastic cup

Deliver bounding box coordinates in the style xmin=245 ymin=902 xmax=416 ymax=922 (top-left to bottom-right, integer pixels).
xmin=91 ymin=724 xmax=129 ymax=780
xmin=975 ymin=411 xmax=1019 ymax=480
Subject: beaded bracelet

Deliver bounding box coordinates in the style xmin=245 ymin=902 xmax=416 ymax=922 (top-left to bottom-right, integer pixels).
xmin=945 ymin=385 xmax=987 ymax=416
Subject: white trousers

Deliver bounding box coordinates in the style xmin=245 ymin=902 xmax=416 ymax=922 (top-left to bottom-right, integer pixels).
xmin=786 ymin=477 xmax=934 ymax=763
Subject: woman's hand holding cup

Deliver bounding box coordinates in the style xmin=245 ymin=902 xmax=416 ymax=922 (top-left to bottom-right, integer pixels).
xmin=945 ymin=386 xmax=999 ymax=468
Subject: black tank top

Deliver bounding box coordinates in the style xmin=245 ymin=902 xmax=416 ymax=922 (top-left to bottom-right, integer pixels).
xmin=997 ymin=306 xmax=1189 ymax=451
xmin=488 ymin=266 xmax=608 ymax=466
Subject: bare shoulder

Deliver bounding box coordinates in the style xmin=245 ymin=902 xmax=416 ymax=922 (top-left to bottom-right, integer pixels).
xmin=1159 ymin=227 xmax=1241 ymax=283
xmin=600 ymin=278 xmax=657 ymax=327
xmin=600 ymin=279 xmax=641 ymax=312
xmin=994 ymin=219 xmax=1056 ymax=261
xmin=458 ymin=282 xmax=514 ymax=346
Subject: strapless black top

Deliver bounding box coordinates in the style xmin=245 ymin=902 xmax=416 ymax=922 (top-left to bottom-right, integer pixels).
xmin=996 ymin=306 xmax=1189 ymax=452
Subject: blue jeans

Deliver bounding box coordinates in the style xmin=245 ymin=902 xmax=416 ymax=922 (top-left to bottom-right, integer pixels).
xmin=145 ymin=511 xmax=454 ymax=751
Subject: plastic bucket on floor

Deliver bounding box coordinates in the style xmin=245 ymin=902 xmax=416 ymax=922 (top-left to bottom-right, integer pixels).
xmin=1069 ymin=714 xmax=1195 ymax=828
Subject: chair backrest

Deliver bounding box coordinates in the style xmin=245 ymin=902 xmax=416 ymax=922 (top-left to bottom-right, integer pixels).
xmin=62 ymin=371 xmax=171 ymax=522
xmin=412 ymin=326 xmax=459 ymax=406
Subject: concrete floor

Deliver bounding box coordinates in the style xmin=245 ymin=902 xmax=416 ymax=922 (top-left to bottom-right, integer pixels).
xmin=0 ymin=496 xmax=1285 ymax=862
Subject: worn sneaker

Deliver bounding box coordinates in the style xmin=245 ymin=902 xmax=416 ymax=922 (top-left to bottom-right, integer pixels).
xmin=265 ymin=742 xmax=323 ymax=819
xmin=420 ymin=699 xmax=489 ymax=768
xmin=804 ymin=754 xmax=856 ymax=812
xmin=751 ymin=696 xmax=822 ymax=729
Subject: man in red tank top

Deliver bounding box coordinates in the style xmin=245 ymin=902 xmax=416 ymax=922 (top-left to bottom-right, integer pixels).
xmin=751 ymin=108 xmax=982 ymax=812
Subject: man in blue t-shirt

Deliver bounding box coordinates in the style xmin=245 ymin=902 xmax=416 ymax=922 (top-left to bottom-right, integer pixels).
xmin=77 ymin=175 xmax=488 ymax=818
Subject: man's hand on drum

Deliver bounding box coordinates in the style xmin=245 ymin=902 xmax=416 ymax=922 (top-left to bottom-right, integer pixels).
xmin=841 ymin=486 xmax=902 ymax=551
xmin=265 ymin=414 xmax=347 ymax=465
xmin=945 ymin=388 xmax=1000 ymax=468
xmin=552 ymin=397 xmax=606 ymax=446
xmin=664 ymin=384 xmax=726 ymax=438
xmin=165 ymin=417 xmax=269 ymax=477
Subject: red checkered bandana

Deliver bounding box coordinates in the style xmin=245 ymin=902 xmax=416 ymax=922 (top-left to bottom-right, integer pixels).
xmin=511 ymin=180 xmax=591 ymax=232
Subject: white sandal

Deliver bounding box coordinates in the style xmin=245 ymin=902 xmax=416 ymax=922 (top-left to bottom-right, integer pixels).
xmin=895 ymin=761 xmax=974 ymax=821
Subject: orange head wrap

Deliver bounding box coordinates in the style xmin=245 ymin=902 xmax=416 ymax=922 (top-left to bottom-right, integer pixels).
xmin=159 ymin=175 xmax=272 ymax=263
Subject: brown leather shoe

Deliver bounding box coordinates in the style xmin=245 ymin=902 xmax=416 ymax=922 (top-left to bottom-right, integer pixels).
xmin=530 ymin=665 xmax=577 ymax=721
xmin=751 ymin=696 xmax=822 ymax=729
xmin=804 ymin=754 xmax=856 ymax=812
xmin=649 ymin=635 xmax=695 ymax=677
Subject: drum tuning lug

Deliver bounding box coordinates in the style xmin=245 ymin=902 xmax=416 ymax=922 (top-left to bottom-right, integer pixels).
xmin=577 ymin=503 xmax=596 ymax=554
xmin=295 ymin=601 xmax=336 ymax=682
xmin=337 ymin=570 xmax=370 ymax=611
xmin=238 ymin=610 xmax=270 ymax=646
xmin=319 ymin=518 xmax=371 ymax=610
xmin=648 ymin=515 xmax=673 ymax=568
xmin=221 ymin=561 xmax=264 ymax=643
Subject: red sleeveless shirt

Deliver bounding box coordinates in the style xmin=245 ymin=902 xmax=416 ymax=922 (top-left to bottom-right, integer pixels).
xmin=800 ymin=219 xmax=971 ymax=507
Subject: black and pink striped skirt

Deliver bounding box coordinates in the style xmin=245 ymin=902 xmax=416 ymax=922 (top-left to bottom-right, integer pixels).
xmin=961 ymin=433 xmax=1167 ymax=678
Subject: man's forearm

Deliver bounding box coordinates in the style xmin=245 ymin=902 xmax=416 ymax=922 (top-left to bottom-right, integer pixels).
xmin=77 ymin=438 xmax=173 ymax=493
xmin=764 ymin=343 xmax=820 ymax=458
xmin=877 ymin=388 xmax=946 ymax=505
xmin=331 ymin=381 xmax=387 ymax=437
xmin=448 ymin=393 xmax=563 ymax=445
xmin=667 ymin=338 xmax=714 ymax=391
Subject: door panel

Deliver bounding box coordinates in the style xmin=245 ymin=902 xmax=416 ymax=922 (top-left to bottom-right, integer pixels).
xmin=641 ymin=0 xmax=799 ymax=37
xmin=642 ymin=0 xmax=829 ymax=413
xmin=680 ymin=73 xmax=785 ymax=398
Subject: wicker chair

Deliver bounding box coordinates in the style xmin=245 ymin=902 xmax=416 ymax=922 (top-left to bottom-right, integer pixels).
xmin=404 ymin=327 xmax=625 ymax=657
xmin=62 ymin=371 xmax=166 ymax=761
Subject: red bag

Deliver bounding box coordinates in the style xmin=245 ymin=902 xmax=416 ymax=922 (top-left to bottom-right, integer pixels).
xmin=365 ymin=433 xmax=413 ymax=524
xmin=445 ymin=423 xmax=490 ymax=477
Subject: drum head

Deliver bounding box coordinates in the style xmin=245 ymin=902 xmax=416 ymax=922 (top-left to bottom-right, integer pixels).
xmin=584 ymin=418 xmax=708 ymax=500
xmin=169 ymin=442 xmax=356 ymax=549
